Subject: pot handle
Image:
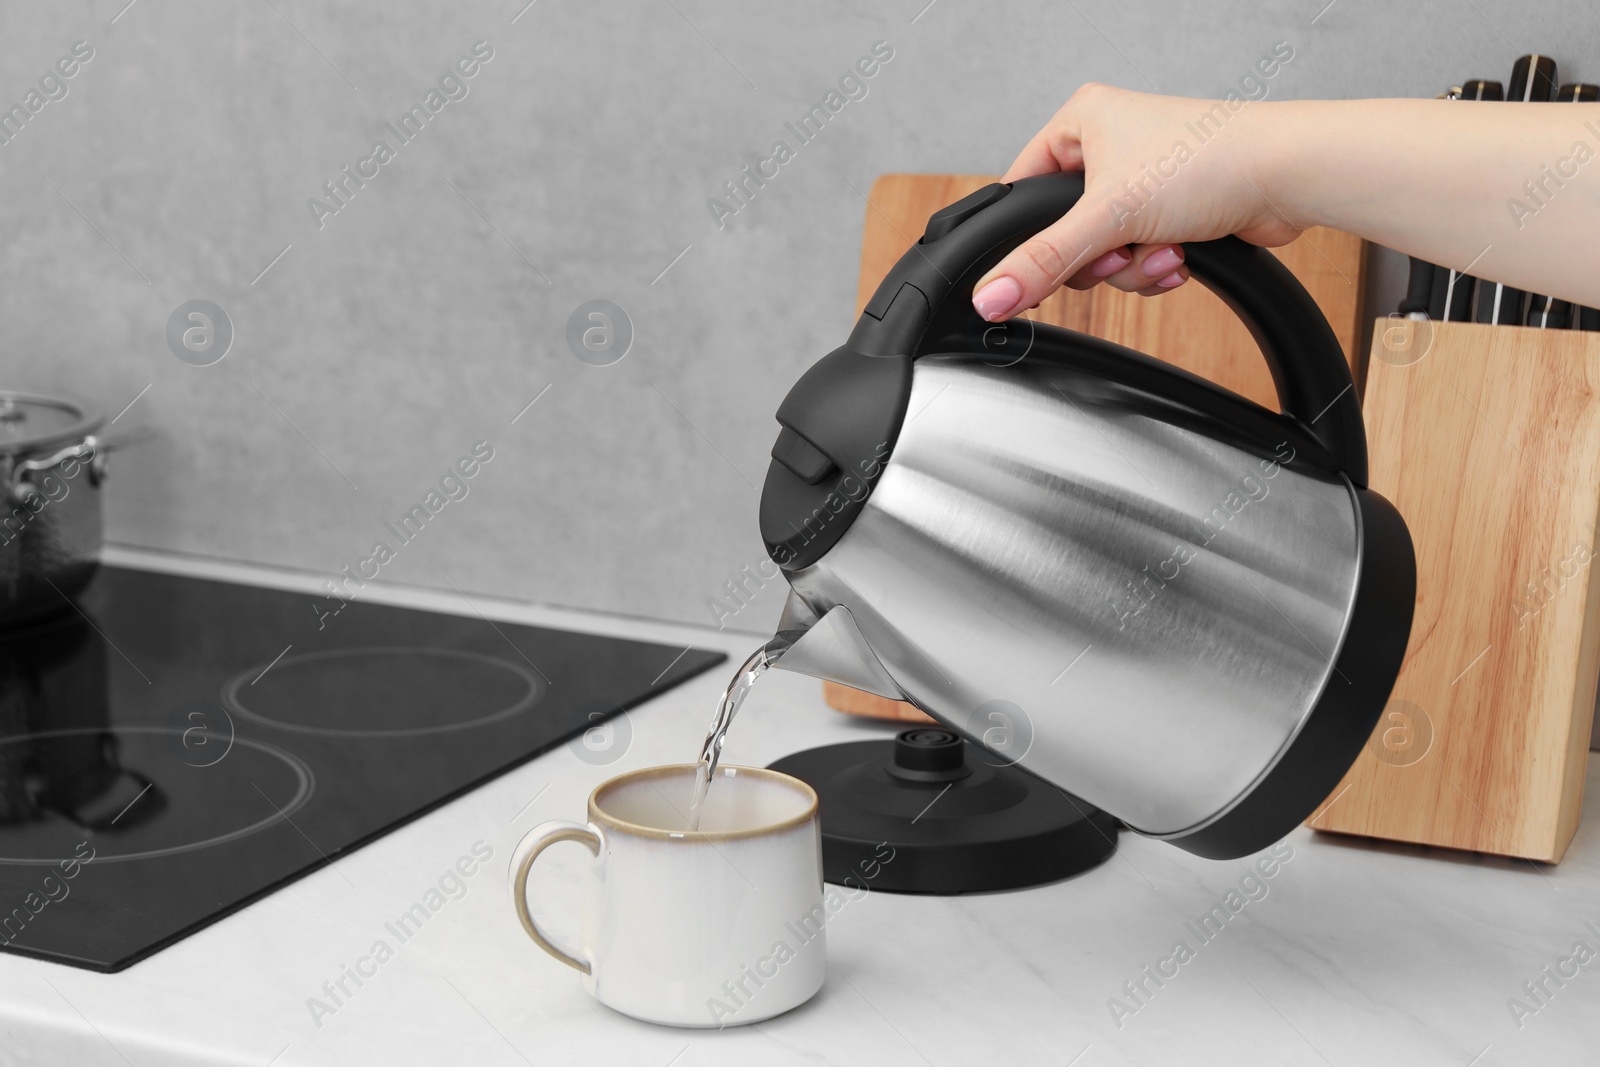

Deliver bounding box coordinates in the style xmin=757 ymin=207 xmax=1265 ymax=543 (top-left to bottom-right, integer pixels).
xmin=845 ymin=172 xmax=1366 ymax=486
xmin=8 ymin=437 xmax=102 ymax=505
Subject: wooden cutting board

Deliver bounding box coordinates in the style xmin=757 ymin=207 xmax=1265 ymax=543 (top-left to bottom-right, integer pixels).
xmin=824 ymin=173 xmax=1369 ymax=722
xmin=1306 ymin=320 xmax=1600 ymax=862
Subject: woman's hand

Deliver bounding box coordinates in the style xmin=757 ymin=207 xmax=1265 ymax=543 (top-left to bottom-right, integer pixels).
xmin=972 ymin=84 xmax=1306 ymax=321
xmin=972 ymin=87 xmax=1600 ymax=317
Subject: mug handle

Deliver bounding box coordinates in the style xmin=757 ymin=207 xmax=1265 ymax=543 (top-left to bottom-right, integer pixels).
xmin=510 ymin=819 xmax=602 ymax=974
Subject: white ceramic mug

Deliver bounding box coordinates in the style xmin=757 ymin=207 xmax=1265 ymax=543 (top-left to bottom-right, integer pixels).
xmin=510 ymin=764 xmax=826 ymax=1028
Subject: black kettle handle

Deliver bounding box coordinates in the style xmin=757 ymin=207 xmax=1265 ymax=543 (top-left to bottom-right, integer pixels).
xmin=846 ymin=171 xmax=1367 ymax=485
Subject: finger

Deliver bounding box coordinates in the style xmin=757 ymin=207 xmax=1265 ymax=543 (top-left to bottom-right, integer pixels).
xmin=1064 ymin=246 xmax=1133 ymax=291
xmin=1236 ymin=218 xmax=1301 ymax=248
xmin=1134 ymin=267 xmax=1190 ymax=297
xmin=999 ymin=135 xmax=1065 ymax=184
xmin=1099 ymin=244 xmax=1186 ymax=294
xmin=1000 ymin=101 xmax=1085 ymax=183
xmin=970 ymin=204 xmax=1122 ymax=321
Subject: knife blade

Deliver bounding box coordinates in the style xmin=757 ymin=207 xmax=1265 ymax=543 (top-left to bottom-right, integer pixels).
xmin=1481 ymin=57 xmax=1556 ymax=325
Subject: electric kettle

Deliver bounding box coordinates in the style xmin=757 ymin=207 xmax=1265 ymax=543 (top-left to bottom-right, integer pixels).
xmin=758 ymin=172 xmax=1415 ymax=860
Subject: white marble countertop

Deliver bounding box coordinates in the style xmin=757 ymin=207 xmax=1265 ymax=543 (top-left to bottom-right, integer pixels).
xmin=2 ymin=548 xmax=1596 ymax=1066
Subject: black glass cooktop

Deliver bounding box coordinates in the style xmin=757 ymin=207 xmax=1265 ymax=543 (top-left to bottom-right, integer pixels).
xmin=0 ymin=566 xmax=724 ymax=971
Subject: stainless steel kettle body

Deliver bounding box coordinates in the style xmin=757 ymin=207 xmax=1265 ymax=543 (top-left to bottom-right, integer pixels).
xmin=758 ymin=174 xmax=1415 ymax=859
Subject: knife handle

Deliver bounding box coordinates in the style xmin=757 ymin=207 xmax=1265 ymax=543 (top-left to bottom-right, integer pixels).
xmin=1434 ymin=78 xmax=1503 ymax=323
xmin=1497 ymin=59 xmax=1555 ymax=326
xmin=1427 ymin=262 xmax=1450 ymax=319
xmin=1401 ymin=258 xmax=1436 ymax=316
xmin=1526 ymin=294 xmax=1572 ymax=329
xmin=1476 ymin=281 xmax=1527 ymax=326
xmin=1443 ymin=269 xmax=1478 ymax=322
xmin=1580 ymin=306 xmax=1600 ymax=332
xmin=1510 ymin=55 xmax=1558 ymax=102
xmin=1556 ymin=83 xmax=1599 ymax=103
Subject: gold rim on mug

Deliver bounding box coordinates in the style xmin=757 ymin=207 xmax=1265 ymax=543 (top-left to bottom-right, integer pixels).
xmin=589 ymin=764 xmax=818 ymax=842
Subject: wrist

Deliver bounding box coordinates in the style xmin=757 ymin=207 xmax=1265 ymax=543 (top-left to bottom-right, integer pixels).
xmin=1241 ymin=100 xmax=1324 ymax=231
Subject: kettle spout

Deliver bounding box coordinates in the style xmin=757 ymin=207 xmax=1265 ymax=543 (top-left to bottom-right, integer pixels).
xmin=768 ymin=592 xmax=904 ymax=701
xmin=775 ymin=586 xmax=823 ymax=638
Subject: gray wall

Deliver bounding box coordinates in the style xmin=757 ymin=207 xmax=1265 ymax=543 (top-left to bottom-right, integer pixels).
xmin=5 ymin=1 xmax=1599 ymax=633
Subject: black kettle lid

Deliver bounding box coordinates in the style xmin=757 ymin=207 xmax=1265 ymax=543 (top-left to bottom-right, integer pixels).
xmin=769 ymin=727 xmax=1119 ymax=895
xmin=758 ymin=347 xmax=911 ymax=571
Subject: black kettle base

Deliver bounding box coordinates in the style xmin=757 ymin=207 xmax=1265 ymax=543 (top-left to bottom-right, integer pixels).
xmin=768 ymin=728 xmax=1119 ymax=895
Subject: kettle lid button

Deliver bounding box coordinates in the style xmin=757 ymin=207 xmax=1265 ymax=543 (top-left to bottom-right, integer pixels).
xmin=770 ymin=427 xmax=836 ymax=485
xmin=920 ymin=182 xmax=1011 ymax=244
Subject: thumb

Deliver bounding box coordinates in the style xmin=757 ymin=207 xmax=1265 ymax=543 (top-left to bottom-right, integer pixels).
xmin=970 ymin=201 xmax=1122 ymax=322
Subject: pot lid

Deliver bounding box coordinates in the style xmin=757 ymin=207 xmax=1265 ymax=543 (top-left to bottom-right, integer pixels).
xmin=0 ymin=391 xmax=104 ymax=457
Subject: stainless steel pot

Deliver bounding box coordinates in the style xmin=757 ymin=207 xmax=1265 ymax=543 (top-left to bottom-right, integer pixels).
xmin=0 ymin=392 xmax=106 ymax=626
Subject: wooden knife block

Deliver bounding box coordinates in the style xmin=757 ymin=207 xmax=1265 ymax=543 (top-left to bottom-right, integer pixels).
xmin=822 ymin=173 xmax=1368 ymax=724
xmin=1307 ymin=320 xmax=1600 ymax=862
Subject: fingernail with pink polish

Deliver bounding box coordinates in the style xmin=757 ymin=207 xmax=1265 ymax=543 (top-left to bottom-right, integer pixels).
xmin=972 ymin=276 xmax=1022 ymax=321
xmin=1089 ymin=249 xmax=1132 ymax=277
xmin=1156 ymin=271 xmax=1186 ymax=288
xmin=1142 ymin=248 xmax=1183 ymax=277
